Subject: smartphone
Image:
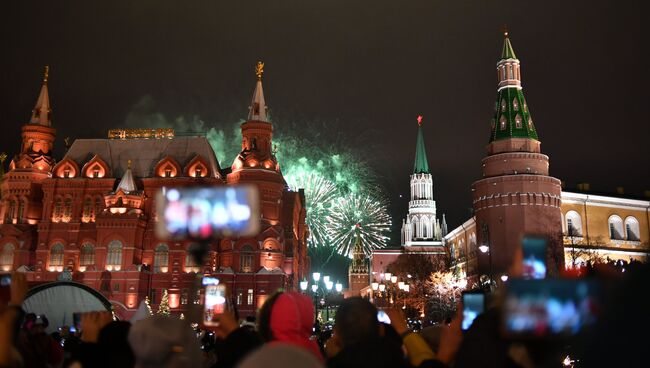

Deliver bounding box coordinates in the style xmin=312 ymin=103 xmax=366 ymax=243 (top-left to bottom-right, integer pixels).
xmin=156 ymin=185 xmax=260 ymax=241
xmin=203 ymin=278 xmax=226 ymax=326
xmin=0 ymin=274 xmax=11 ymax=303
xmin=521 ymin=235 xmax=547 ymax=279
xmin=72 ymin=312 xmax=82 ymax=330
xmin=502 ymin=279 xmax=600 ymax=339
xmin=377 ymin=310 xmax=391 ymax=324
xmin=462 ymin=291 xmax=485 ymax=331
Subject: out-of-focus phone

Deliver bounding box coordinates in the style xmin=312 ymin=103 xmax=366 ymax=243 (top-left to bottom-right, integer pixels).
xmin=521 ymin=235 xmax=547 ymax=279
xmin=203 ymin=277 xmax=226 ymax=326
xmin=377 ymin=310 xmax=391 ymax=324
xmin=156 ymin=186 xmax=260 ymax=240
xmin=502 ymin=279 xmax=600 ymax=339
xmin=72 ymin=312 xmax=82 ymax=330
xmin=462 ymin=291 xmax=485 ymax=331
xmin=0 ymin=274 xmax=11 ymax=303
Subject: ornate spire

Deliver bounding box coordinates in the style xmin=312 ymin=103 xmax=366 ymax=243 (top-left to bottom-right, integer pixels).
xmin=350 ymin=225 xmax=367 ymax=273
xmin=501 ymin=25 xmax=517 ymax=60
xmin=30 ymin=65 xmax=52 ymax=126
xmin=413 ymin=115 xmax=430 ymax=174
xmin=117 ymin=161 xmax=137 ymax=192
xmin=489 ymin=30 xmax=538 ymax=143
xmin=248 ymin=61 xmax=268 ymax=122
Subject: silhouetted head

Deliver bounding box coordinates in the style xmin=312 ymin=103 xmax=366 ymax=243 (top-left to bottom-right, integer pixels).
xmin=334 ymin=297 xmax=379 ymax=347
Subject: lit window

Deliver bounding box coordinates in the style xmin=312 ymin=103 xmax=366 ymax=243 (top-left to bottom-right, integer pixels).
xmin=106 ymin=240 xmax=123 ymax=269
xmin=515 ymin=114 xmax=522 ymax=128
xmin=236 ymin=290 xmax=243 ymax=305
xmin=49 ymin=243 xmax=65 ymax=268
xmin=0 ymin=244 xmax=14 ymax=270
xmin=64 ymin=169 xmax=70 ymax=178
xmin=52 ymin=197 xmax=62 ymax=221
xmin=240 ymin=245 xmax=254 ymax=273
xmin=154 ymin=244 xmax=169 ymax=273
xmin=501 ymin=99 xmax=506 ymax=110
xmin=247 ymin=289 xmax=254 ymax=305
xmin=194 ymin=167 xmax=203 ymax=177
xmin=93 ymin=169 xmax=100 ymax=178
xmin=63 ymin=198 xmax=73 ymax=222
xmin=608 ymin=216 xmax=624 ymax=240
xmin=499 ymin=115 xmax=507 ymax=130
xmin=181 ymin=289 xmax=188 ymax=305
xmin=528 ymin=117 xmax=533 ymax=129
xmin=80 ymin=243 xmax=95 ymax=266
xmin=16 ymin=200 xmax=25 ymax=224
xmin=82 ymin=197 xmax=93 ymax=222
xmin=625 ymin=217 xmax=640 ymax=241
xmin=165 ymin=168 xmax=172 ymax=177
xmin=513 ymin=99 xmax=519 ymax=111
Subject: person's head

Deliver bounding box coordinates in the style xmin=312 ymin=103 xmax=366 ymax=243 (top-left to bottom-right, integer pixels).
xmin=237 ymin=343 xmax=324 ymax=368
xmin=257 ymin=291 xmax=322 ymax=360
xmin=333 ymin=297 xmax=379 ymax=347
xmin=128 ymin=316 xmax=201 ymax=368
xmin=99 ymin=321 xmax=135 ymax=368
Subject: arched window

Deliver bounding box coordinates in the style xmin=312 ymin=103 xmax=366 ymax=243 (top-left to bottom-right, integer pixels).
xmin=515 ymin=114 xmax=522 ymax=129
xmin=512 ymin=98 xmax=519 ymax=111
xmin=565 ymin=211 xmax=583 ymax=237
xmin=527 ymin=117 xmax=533 ymax=129
xmin=608 ymin=215 xmax=624 ymax=240
xmin=16 ymin=199 xmax=25 ymax=224
xmin=80 ymin=243 xmax=95 ymax=266
xmin=154 ymin=244 xmax=169 ymax=273
xmin=94 ymin=197 xmax=104 ymax=219
xmin=184 ymin=243 xmax=201 ymax=273
xmin=499 ymin=115 xmax=507 ymax=130
xmin=82 ymin=197 xmax=93 ymax=222
xmin=5 ymin=200 xmax=16 ymax=223
xmin=106 ymin=240 xmax=123 ymax=270
xmin=240 ymin=245 xmax=254 ymax=273
xmin=49 ymin=243 xmax=65 ymax=269
xmin=625 ymin=217 xmax=640 ymax=241
xmin=52 ymin=197 xmax=63 ymax=222
xmin=0 ymin=244 xmax=14 ymax=271
xmin=63 ymin=197 xmax=73 ymax=222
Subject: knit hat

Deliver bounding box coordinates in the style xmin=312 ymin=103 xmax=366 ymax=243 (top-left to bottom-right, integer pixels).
xmin=237 ymin=343 xmax=324 ymax=368
xmin=128 ymin=316 xmax=201 ymax=368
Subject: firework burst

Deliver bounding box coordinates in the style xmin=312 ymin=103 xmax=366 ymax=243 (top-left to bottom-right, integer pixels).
xmin=285 ymin=172 xmax=339 ymax=248
xmin=327 ymin=192 xmax=391 ymax=257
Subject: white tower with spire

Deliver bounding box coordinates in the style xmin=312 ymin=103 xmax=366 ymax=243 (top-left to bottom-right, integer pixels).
xmin=400 ymin=116 xmax=446 ymax=251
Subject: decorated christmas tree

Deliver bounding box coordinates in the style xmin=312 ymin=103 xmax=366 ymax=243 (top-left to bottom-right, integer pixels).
xmin=157 ymin=289 xmax=170 ymax=316
xmin=144 ymin=296 xmax=153 ymax=315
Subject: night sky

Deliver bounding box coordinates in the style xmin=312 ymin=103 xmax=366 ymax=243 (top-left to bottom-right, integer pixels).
xmin=1 ymin=1 xmax=647 ymax=241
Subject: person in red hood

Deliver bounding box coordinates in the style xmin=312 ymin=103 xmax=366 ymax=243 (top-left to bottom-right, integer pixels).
xmin=257 ymin=291 xmax=324 ymax=362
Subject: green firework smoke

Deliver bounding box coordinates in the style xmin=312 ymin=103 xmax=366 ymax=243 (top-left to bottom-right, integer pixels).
xmin=122 ymin=96 xmax=391 ymax=256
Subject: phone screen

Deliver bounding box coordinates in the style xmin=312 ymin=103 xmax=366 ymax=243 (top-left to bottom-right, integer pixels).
xmin=377 ymin=310 xmax=391 ymax=324
xmin=0 ymin=274 xmax=11 ymax=303
xmin=502 ymin=279 xmax=600 ymax=338
xmin=462 ymin=292 xmax=485 ymax=331
xmin=522 ymin=236 xmax=547 ymax=279
xmin=156 ymin=186 xmax=260 ymax=240
xmin=203 ymin=281 xmax=226 ymax=326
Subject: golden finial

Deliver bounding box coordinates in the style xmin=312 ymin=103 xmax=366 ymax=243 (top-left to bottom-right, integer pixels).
xmin=0 ymin=153 xmax=6 ymax=162
xmin=502 ymin=24 xmax=509 ymax=38
xmin=255 ymin=61 xmax=264 ymax=80
xmin=127 ymin=159 xmax=132 ymax=169
xmin=43 ymin=65 xmax=49 ymax=85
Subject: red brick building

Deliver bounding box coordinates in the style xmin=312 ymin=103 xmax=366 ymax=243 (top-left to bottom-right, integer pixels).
xmin=0 ymin=66 xmax=309 ymax=319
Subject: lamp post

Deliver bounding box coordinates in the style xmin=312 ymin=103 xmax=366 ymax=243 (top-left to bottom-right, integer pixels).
xmin=303 ymin=272 xmax=342 ymax=323
xmin=479 ymin=222 xmax=493 ymax=290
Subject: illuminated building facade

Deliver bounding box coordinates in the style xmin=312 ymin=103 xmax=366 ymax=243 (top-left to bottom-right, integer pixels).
xmin=0 ymin=64 xmax=309 ymax=318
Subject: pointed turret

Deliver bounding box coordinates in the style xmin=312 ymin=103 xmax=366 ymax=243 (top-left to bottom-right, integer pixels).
xmin=247 ymin=61 xmax=268 ymax=122
xmin=413 ymin=115 xmax=430 ymax=174
xmin=489 ymin=29 xmax=538 ymax=143
xmin=501 ymin=28 xmax=517 ymax=60
xmin=441 ymin=214 xmax=448 ymax=237
xmin=30 ymin=66 xmax=52 ymax=126
xmin=349 ymin=225 xmax=368 ymax=274
xmin=117 ymin=160 xmax=137 ymax=192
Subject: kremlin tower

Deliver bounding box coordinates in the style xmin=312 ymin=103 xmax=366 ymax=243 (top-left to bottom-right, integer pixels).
xmin=400 ymin=116 xmax=447 ymax=252
xmin=471 ymin=31 xmax=564 ymax=277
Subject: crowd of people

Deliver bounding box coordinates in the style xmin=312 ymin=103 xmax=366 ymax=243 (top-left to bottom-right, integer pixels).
xmin=1 ymin=255 xmax=647 ymax=367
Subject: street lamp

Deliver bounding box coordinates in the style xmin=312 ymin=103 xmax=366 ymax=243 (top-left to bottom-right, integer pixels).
xmin=323 ymin=275 xmax=330 ymax=284
xmin=335 ymin=282 xmax=343 ymax=293
xmin=500 ymin=274 xmax=509 ymax=282
xmin=311 ymin=284 xmax=318 ymax=293
xmin=313 ymin=272 xmax=321 ymax=282
xmin=300 ymin=280 xmax=308 ymax=292
xmin=480 ymin=222 xmax=494 ymax=290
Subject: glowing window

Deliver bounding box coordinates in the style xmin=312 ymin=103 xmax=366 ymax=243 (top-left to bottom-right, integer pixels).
xmin=80 ymin=243 xmax=95 ymax=266
xmin=515 ymin=114 xmax=522 ymax=128
xmin=106 ymin=240 xmax=123 ymax=268
xmin=0 ymin=244 xmax=14 ymax=269
xmin=49 ymin=243 xmax=65 ymax=267
xmin=499 ymin=115 xmax=507 ymax=130
xmin=154 ymin=244 xmax=169 ymax=273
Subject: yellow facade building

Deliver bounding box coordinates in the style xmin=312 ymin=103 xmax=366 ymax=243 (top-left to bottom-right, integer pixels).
xmin=445 ymin=191 xmax=649 ymax=277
